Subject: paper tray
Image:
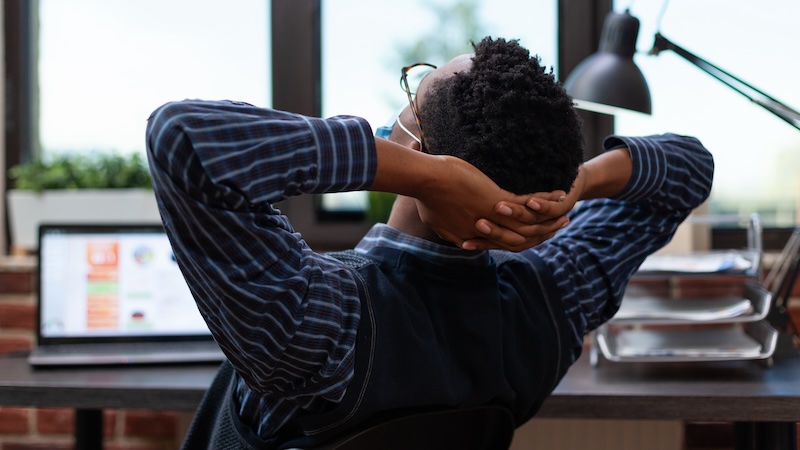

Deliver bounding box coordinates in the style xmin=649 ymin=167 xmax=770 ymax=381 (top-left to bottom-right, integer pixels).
xmin=634 ymin=249 xmax=761 ymax=277
xmin=595 ymin=321 xmax=778 ymax=363
xmin=611 ymin=283 xmax=771 ymax=325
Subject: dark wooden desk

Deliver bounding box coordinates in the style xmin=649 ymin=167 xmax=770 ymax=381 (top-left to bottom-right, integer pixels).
xmin=539 ymin=334 xmax=800 ymax=450
xmin=2 ymin=337 xmax=799 ymax=450
xmin=0 ymin=358 xmax=220 ymax=450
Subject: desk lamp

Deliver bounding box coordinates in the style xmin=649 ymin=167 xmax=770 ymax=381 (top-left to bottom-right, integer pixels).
xmin=563 ymin=9 xmax=800 ymax=130
xmin=563 ymin=10 xmax=651 ymax=115
xmin=564 ymin=7 xmax=800 ymax=333
xmin=647 ymin=33 xmax=800 ymax=131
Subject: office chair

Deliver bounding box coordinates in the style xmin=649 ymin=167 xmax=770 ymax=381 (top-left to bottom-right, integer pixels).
xmin=294 ymin=405 xmax=515 ymax=450
xmin=184 ymin=361 xmax=516 ymax=450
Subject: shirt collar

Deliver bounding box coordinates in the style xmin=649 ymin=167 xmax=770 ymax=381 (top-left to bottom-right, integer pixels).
xmin=354 ymin=223 xmax=492 ymax=266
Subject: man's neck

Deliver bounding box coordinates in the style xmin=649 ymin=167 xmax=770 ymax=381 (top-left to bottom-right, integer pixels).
xmin=385 ymin=196 xmax=454 ymax=246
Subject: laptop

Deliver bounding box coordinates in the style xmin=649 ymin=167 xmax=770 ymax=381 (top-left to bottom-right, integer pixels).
xmin=28 ymin=223 xmax=226 ymax=367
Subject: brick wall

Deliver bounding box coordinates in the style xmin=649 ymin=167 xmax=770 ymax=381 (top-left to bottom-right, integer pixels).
xmin=0 ymin=257 xmax=188 ymax=450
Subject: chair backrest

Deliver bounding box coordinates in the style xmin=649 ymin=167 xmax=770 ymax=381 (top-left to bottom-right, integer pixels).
xmin=184 ymin=360 xmax=515 ymax=450
xmin=300 ymin=406 xmax=515 ymax=450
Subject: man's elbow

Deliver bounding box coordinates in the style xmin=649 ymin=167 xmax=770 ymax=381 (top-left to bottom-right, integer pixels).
xmin=693 ymin=145 xmax=715 ymax=207
xmin=677 ymin=136 xmax=715 ymax=208
xmin=145 ymin=100 xmax=201 ymax=178
xmin=147 ymin=101 xmax=186 ymax=154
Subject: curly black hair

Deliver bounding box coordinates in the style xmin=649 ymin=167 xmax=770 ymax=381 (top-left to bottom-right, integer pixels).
xmin=419 ymin=37 xmax=584 ymax=194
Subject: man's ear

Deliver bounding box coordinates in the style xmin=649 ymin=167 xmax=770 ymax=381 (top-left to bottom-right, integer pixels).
xmin=388 ymin=125 xmax=423 ymax=151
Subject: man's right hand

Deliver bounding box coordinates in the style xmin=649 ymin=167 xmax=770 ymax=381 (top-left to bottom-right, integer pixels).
xmin=462 ymin=189 xmax=578 ymax=251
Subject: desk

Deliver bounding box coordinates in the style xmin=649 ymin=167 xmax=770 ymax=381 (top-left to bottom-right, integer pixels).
xmin=539 ymin=334 xmax=800 ymax=450
xmin=1 ymin=338 xmax=799 ymax=450
xmin=0 ymin=358 xmax=220 ymax=450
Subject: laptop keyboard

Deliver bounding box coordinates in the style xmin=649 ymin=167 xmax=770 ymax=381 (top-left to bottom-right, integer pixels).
xmin=29 ymin=341 xmax=226 ymax=366
xmin=37 ymin=341 xmax=221 ymax=356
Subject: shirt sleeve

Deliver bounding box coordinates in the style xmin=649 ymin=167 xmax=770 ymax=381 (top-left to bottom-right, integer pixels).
xmin=144 ymin=100 xmax=376 ymax=405
xmin=533 ymin=133 xmax=714 ymax=353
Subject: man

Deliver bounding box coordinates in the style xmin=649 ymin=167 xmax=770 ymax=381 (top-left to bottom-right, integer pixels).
xmin=146 ymin=37 xmax=713 ymax=448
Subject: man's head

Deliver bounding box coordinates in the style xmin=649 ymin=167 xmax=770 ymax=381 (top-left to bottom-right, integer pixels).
xmin=398 ymin=37 xmax=584 ymax=195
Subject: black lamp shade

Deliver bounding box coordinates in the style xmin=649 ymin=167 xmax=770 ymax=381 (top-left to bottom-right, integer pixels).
xmin=564 ymin=11 xmax=652 ymax=114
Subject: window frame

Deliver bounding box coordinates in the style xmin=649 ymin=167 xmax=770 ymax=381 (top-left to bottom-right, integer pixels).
xmin=4 ymin=0 xmax=39 ymax=173
xmin=18 ymin=1 xmax=763 ymax=252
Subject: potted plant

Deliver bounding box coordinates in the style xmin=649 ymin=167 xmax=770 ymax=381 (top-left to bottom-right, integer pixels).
xmin=6 ymin=152 xmax=161 ymax=252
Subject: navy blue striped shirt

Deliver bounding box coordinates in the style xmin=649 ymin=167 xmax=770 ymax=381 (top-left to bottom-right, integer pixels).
xmin=146 ymin=100 xmax=713 ymax=440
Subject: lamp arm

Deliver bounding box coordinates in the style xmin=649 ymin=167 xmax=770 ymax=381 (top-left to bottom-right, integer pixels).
xmin=650 ymin=33 xmax=800 ymax=131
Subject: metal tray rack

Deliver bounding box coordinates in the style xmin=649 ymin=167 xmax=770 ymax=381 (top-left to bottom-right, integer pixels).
xmin=590 ymin=214 xmax=780 ymax=367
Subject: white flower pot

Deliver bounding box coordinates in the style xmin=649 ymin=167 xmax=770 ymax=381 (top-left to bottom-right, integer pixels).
xmin=7 ymin=189 xmax=162 ymax=251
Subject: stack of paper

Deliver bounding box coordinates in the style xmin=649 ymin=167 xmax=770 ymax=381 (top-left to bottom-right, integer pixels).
xmin=637 ymin=251 xmax=753 ymax=274
xmin=614 ymin=296 xmax=754 ymax=321
xmin=613 ymin=328 xmax=763 ymax=358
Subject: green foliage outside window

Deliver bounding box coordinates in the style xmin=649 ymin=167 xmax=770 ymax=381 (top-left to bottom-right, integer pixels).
xmin=9 ymin=152 xmax=152 ymax=191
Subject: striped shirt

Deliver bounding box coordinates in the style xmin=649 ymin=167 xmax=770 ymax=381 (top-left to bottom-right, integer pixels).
xmin=146 ymin=100 xmax=714 ymax=440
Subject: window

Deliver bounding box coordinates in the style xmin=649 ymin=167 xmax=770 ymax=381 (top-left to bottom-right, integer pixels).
xmin=614 ymin=0 xmax=800 ymax=228
xmin=4 ymin=0 xmax=587 ymax=252
xmin=37 ymin=0 xmax=271 ymax=157
xmin=319 ymin=0 xmax=557 ymax=217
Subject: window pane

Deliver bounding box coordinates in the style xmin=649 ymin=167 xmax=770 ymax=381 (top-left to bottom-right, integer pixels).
xmin=38 ymin=0 xmax=271 ymax=156
xmin=613 ymin=0 xmax=800 ymax=227
xmin=323 ymin=0 xmax=556 ymax=130
xmin=320 ymin=0 xmax=557 ymax=215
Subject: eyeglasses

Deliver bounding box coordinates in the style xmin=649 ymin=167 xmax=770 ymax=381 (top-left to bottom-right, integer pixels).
xmin=400 ymin=63 xmax=437 ymax=150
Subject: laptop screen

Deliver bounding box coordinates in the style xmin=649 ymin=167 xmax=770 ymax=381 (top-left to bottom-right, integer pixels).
xmin=37 ymin=224 xmax=212 ymax=344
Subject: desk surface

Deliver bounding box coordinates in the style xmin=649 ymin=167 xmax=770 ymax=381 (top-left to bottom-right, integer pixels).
xmin=2 ymin=337 xmax=800 ymax=420
xmin=539 ymin=334 xmax=800 ymax=422
xmin=0 ymin=357 xmax=219 ymax=410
